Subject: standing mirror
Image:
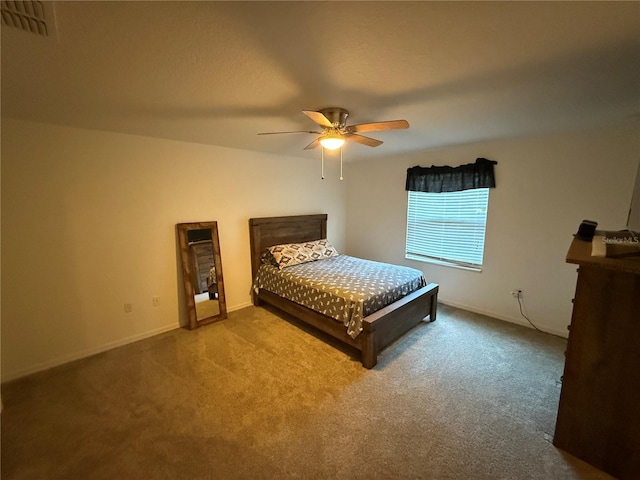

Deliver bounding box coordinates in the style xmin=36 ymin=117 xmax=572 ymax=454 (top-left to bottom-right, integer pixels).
xmin=177 ymin=221 xmax=227 ymax=329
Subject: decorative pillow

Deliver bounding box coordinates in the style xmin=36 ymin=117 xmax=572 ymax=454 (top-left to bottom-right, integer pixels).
xmin=260 ymin=250 xmax=278 ymax=267
xmin=267 ymin=239 xmax=338 ymax=269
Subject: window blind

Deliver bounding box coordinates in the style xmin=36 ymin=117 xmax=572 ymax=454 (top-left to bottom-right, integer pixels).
xmin=406 ymin=188 xmax=489 ymax=270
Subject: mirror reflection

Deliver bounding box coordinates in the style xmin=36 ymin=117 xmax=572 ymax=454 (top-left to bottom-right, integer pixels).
xmin=177 ymin=222 xmax=227 ymax=329
xmin=187 ymin=228 xmax=220 ymax=320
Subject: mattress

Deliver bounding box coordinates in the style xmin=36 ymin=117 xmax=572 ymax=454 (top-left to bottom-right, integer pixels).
xmin=253 ymin=254 xmax=427 ymax=338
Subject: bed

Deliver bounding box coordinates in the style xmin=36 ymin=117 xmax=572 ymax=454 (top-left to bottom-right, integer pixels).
xmin=249 ymin=214 xmax=439 ymax=368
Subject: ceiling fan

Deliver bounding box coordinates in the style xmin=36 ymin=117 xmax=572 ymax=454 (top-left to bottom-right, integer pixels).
xmin=258 ymin=107 xmax=409 ymax=150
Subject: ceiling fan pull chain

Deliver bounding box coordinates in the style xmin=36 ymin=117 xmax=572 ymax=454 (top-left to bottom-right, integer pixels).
xmin=321 ymin=147 xmax=325 ymax=180
xmin=340 ymin=147 xmax=344 ymax=181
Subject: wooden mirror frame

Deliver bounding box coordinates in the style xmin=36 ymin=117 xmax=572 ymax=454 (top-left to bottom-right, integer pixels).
xmin=177 ymin=221 xmax=227 ymax=329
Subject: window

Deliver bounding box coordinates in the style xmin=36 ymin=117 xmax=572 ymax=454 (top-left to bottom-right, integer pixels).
xmin=406 ymin=188 xmax=489 ymax=271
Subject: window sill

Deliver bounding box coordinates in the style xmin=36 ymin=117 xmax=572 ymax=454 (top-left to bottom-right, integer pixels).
xmin=405 ymin=253 xmax=483 ymax=272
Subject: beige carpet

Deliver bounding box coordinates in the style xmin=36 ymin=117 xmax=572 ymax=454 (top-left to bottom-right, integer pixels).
xmin=1 ymin=304 xmax=615 ymax=479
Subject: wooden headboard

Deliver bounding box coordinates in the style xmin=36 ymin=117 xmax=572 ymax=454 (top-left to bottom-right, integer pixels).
xmin=248 ymin=214 xmax=328 ymax=281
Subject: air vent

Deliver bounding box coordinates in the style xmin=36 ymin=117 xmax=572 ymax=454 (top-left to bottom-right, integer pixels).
xmin=1 ymin=0 xmax=56 ymax=37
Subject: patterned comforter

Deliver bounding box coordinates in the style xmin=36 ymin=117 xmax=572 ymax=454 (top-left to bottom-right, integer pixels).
xmin=253 ymin=254 xmax=427 ymax=339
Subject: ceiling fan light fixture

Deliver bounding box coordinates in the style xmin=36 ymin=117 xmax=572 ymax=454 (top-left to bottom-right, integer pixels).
xmin=258 ymin=107 xmax=408 ymax=153
xmin=319 ymin=136 xmax=345 ymax=150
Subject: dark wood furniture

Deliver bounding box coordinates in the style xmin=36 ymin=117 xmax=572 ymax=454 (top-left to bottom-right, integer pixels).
xmin=207 ymin=280 xmax=218 ymax=300
xmin=553 ymin=235 xmax=640 ymax=479
xmin=249 ymin=214 xmax=439 ymax=368
xmin=190 ymin=240 xmax=216 ymax=294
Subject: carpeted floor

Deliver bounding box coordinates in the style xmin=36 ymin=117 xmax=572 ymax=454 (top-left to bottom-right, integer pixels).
xmin=1 ymin=304 xmax=615 ymax=479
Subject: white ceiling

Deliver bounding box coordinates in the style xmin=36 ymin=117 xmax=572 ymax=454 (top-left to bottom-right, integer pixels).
xmin=2 ymin=1 xmax=639 ymax=161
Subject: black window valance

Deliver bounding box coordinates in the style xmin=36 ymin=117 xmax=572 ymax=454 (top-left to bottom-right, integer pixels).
xmin=406 ymin=157 xmax=498 ymax=193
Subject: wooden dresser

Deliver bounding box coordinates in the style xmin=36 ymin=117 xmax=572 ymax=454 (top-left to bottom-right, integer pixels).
xmin=554 ymin=235 xmax=640 ymax=479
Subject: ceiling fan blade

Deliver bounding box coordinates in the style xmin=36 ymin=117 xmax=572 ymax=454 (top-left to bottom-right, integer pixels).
xmin=347 ymin=120 xmax=409 ymax=133
xmin=303 ymin=138 xmax=321 ymax=150
xmin=302 ymin=110 xmax=334 ymax=128
xmin=345 ymin=133 xmax=383 ymax=147
xmin=257 ymin=130 xmax=320 ymax=135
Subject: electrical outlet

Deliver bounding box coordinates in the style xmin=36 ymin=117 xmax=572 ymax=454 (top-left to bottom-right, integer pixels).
xmin=511 ymin=289 xmax=522 ymax=298
xmin=152 ymin=297 xmax=160 ymax=307
xmin=124 ymin=303 xmax=133 ymax=313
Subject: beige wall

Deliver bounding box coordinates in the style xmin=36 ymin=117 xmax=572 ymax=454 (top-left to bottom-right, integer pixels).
xmin=345 ymin=125 xmax=640 ymax=336
xmin=1 ymin=119 xmax=347 ymax=381
xmin=3 ymin=119 xmax=638 ymax=381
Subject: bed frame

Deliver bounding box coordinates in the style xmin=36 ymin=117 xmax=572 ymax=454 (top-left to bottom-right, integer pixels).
xmin=249 ymin=214 xmax=439 ymax=368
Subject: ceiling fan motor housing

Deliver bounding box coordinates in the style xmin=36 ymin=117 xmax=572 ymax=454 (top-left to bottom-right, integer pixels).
xmin=318 ymin=107 xmax=349 ymax=128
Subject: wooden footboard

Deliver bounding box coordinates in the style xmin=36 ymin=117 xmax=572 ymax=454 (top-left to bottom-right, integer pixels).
xmin=249 ymin=214 xmax=439 ymax=368
xmin=256 ymin=282 xmax=438 ymax=368
xmin=361 ymin=283 xmax=439 ymax=368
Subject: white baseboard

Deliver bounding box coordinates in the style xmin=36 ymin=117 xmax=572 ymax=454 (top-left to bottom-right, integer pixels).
xmin=438 ymin=298 xmax=568 ymax=339
xmin=228 ymin=301 xmax=253 ymax=312
xmin=2 ymin=301 xmax=258 ymax=383
xmin=4 ymin=300 xmax=559 ymax=383
xmin=2 ymin=323 xmax=180 ymax=383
